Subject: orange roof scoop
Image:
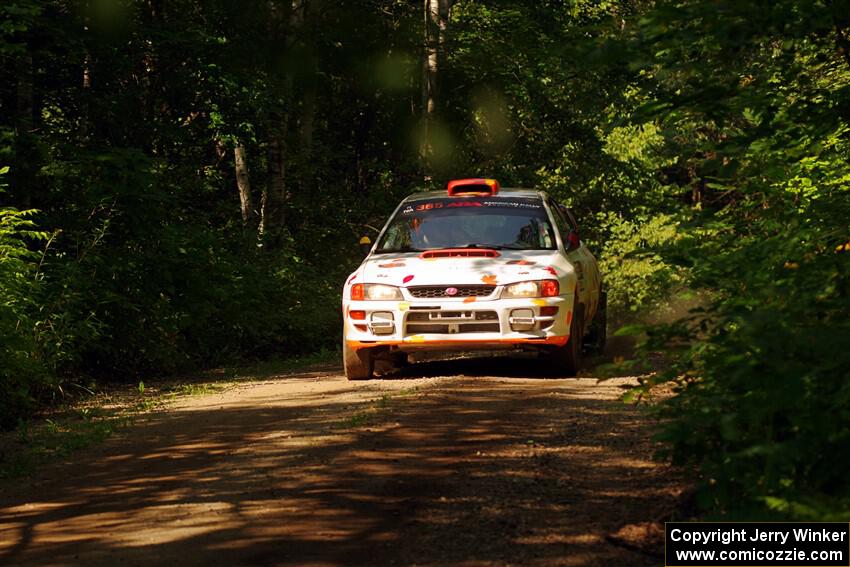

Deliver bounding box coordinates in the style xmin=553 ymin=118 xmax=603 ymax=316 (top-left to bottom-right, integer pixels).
xmin=447 ymin=178 xmax=500 ymax=196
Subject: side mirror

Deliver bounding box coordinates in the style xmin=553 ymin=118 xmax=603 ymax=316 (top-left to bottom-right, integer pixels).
xmin=359 ymin=236 xmax=372 ymax=256
xmin=567 ymin=231 xmax=580 ymax=251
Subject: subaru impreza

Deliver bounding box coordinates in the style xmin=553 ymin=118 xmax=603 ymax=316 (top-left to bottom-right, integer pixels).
xmin=342 ymin=178 xmax=605 ymax=379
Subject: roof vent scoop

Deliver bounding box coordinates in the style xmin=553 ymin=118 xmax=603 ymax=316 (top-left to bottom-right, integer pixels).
xmin=447 ymin=178 xmax=500 ymax=196
xmin=420 ymin=248 xmax=501 ymax=259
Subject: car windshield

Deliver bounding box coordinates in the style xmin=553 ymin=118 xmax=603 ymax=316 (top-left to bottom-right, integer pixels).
xmin=375 ymin=196 xmax=556 ymax=253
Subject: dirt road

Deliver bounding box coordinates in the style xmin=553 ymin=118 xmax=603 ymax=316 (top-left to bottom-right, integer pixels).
xmin=0 ymin=356 xmax=683 ymax=566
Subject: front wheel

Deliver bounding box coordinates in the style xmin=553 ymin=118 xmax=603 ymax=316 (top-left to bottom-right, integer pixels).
xmin=550 ymin=303 xmax=584 ymax=377
xmin=343 ymin=339 xmax=373 ymax=380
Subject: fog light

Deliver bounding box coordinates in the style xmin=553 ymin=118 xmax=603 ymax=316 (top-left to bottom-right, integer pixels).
xmin=369 ymin=311 xmax=395 ymax=335
xmin=509 ymin=308 xmax=535 ymax=331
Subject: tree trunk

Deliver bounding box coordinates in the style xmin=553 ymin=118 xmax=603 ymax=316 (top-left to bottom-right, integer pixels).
xmin=261 ymin=128 xmax=287 ymax=241
xmin=234 ymin=145 xmax=254 ymax=227
xmin=78 ymin=53 xmax=92 ymax=142
xmin=438 ymin=0 xmax=450 ymax=59
xmin=14 ymin=50 xmax=35 ymax=208
xmin=259 ymin=0 xmax=303 ymax=245
xmin=826 ymin=0 xmax=850 ymax=69
xmin=300 ymin=87 xmax=316 ymax=160
xmin=354 ymin=105 xmax=376 ymax=193
xmin=79 ymin=4 xmax=92 ymax=143
xmin=420 ymin=0 xmax=450 ymax=178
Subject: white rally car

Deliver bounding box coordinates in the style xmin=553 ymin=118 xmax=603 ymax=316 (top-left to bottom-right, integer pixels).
xmin=342 ymin=178 xmax=606 ymax=380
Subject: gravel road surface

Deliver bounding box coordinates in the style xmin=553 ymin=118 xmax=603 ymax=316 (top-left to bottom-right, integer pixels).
xmin=0 ymin=356 xmax=683 ymax=566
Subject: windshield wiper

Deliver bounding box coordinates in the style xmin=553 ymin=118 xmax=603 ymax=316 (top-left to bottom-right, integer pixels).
xmin=373 ymin=245 xmax=425 ymax=254
xmin=458 ymin=243 xmax=504 ymax=250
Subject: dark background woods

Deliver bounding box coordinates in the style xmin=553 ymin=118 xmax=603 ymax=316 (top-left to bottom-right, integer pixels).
xmin=1 ymin=0 xmax=849 ymax=521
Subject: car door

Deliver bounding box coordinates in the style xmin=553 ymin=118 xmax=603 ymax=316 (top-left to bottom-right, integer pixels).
xmin=549 ymin=201 xmax=599 ymax=322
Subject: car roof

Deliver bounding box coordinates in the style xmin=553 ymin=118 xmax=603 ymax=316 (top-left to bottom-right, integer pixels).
xmin=402 ymin=188 xmax=547 ymax=203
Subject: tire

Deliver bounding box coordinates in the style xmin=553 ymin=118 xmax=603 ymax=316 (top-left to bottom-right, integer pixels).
xmin=586 ymin=290 xmax=607 ymax=354
xmin=343 ymin=338 xmax=374 ymax=380
xmin=551 ymin=303 xmax=584 ymax=377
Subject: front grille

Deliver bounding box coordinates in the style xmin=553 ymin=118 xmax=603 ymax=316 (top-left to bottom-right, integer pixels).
xmin=404 ymin=323 xmax=500 ymax=334
xmin=407 ymin=311 xmax=497 ymax=322
xmin=408 ymin=285 xmax=495 ymax=299
xmin=405 ymin=310 xmax=501 ymax=335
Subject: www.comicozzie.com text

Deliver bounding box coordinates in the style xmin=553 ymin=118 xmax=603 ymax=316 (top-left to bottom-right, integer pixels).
xmin=669 ymin=527 xmax=848 ymax=546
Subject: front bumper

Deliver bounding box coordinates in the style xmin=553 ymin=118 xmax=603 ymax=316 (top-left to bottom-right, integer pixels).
xmin=344 ymin=294 xmax=576 ymax=352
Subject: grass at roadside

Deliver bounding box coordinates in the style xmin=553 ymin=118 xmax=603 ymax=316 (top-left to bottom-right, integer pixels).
xmin=0 ymin=349 xmax=341 ymax=479
xmin=334 ymin=387 xmax=419 ymax=430
xmin=220 ymin=348 xmax=341 ymax=381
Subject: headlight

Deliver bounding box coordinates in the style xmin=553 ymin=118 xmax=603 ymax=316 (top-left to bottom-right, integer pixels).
xmin=363 ymin=284 xmax=403 ymax=300
xmin=501 ymin=279 xmax=560 ymax=298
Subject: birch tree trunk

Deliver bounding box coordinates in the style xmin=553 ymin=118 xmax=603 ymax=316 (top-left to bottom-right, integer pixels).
xmin=234 ymin=145 xmax=254 ymax=227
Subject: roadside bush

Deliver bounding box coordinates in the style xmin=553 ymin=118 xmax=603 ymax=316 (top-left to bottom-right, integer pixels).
xmin=643 ymin=192 xmax=850 ymax=519
xmin=43 ymin=225 xmax=347 ymax=379
xmin=618 ymin=0 xmax=850 ymax=520
xmin=0 ymin=171 xmax=48 ymax=426
xmin=597 ymin=212 xmax=684 ymax=323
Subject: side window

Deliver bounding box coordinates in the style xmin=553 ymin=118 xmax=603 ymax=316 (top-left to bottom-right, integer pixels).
xmin=381 ymin=220 xmax=413 ymax=249
xmin=548 ymin=200 xmax=572 ymax=248
xmin=561 ymin=206 xmax=580 ymax=233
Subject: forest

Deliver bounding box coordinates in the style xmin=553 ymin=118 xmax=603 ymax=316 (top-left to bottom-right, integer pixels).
xmin=1 ymin=0 xmax=848 ymax=521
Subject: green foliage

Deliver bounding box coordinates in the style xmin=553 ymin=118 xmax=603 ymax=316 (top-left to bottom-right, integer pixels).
xmin=3 ymin=413 xmax=121 ymax=478
xmin=645 ymin=197 xmax=850 ymax=519
xmin=597 ymin=212 xmax=683 ymax=319
xmin=0 ymin=168 xmax=50 ymax=426
xmin=623 ymin=0 xmax=850 ymax=519
xmin=1 ymin=0 xmax=847 ymax=522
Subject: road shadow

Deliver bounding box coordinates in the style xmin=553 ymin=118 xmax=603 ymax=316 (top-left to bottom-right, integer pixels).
xmin=0 ymin=365 xmax=682 ymax=566
xmin=378 ymin=336 xmax=642 ymax=380
xmin=382 ymin=353 xmax=558 ymax=379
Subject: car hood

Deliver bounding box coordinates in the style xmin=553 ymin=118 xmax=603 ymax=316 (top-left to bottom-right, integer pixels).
xmin=358 ymin=249 xmax=566 ymax=288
